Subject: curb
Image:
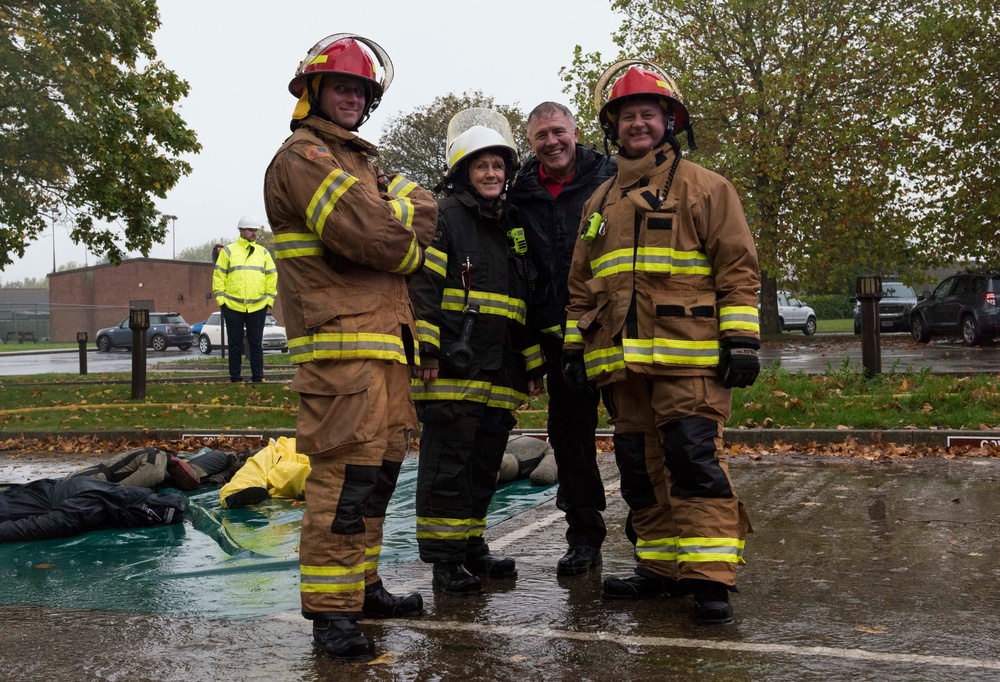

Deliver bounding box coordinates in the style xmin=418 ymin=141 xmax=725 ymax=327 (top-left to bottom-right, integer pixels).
xmin=4 ymin=428 xmax=1000 ymax=449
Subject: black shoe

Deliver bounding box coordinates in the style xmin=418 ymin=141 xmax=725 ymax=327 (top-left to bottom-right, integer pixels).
xmin=432 ymin=561 xmax=482 ymax=596
xmin=690 ymin=580 xmax=735 ymax=626
xmin=362 ymin=579 xmax=423 ymax=618
xmin=602 ymin=571 xmax=690 ymax=600
xmin=230 ymin=377 xmax=242 ymax=383
xmin=312 ymin=617 xmax=376 ymax=662
xmin=557 ymin=545 xmax=602 ymax=576
xmin=464 ymin=553 xmax=517 ymax=579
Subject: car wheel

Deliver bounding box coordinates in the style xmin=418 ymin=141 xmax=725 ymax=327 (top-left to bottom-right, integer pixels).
xmin=96 ymin=335 xmax=112 ymax=352
xmin=803 ymin=317 xmax=817 ymax=336
xmin=199 ymin=334 xmax=212 ymax=355
xmin=961 ymin=315 xmax=983 ymax=346
xmin=911 ymin=315 xmax=930 ymax=343
xmin=778 ymin=316 xmax=785 ymax=332
xmin=853 ymin=317 xmax=861 ymax=335
xmin=179 ymin=343 xmax=192 ymax=351
xmin=151 ymin=334 xmax=168 ymax=352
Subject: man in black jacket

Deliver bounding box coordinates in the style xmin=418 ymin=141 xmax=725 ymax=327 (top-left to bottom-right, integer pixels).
xmin=509 ymin=102 xmax=616 ymax=576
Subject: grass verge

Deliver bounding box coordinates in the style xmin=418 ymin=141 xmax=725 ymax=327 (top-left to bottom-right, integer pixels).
xmin=4 ymin=365 xmax=997 ymax=434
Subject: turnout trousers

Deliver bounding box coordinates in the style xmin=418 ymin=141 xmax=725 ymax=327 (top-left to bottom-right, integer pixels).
xmin=295 ymin=359 xmax=417 ymax=619
xmin=541 ymin=336 xmax=607 ymax=550
xmin=605 ymin=369 xmax=750 ymax=586
xmin=414 ymin=400 xmax=515 ymax=564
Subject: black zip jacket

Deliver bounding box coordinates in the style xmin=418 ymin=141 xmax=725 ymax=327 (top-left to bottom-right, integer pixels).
xmin=509 ymin=145 xmax=617 ymax=338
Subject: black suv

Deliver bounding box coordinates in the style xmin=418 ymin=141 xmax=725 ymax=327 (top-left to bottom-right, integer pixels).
xmin=95 ymin=312 xmax=195 ymax=352
xmin=909 ymin=271 xmax=1000 ymax=345
xmin=853 ymin=279 xmax=919 ymax=334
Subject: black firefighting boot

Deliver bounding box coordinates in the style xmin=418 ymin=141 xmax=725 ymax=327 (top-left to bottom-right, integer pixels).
xmin=688 ymin=579 xmax=736 ymax=626
xmin=362 ymin=579 xmax=424 ymax=618
xmin=432 ymin=561 xmax=482 ymax=596
xmin=464 ymin=553 xmax=517 ymax=579
xmin=602 ymin=568 xmax=691 ymax=600
xmin=312 ymin=616 xmax=376 ymax=663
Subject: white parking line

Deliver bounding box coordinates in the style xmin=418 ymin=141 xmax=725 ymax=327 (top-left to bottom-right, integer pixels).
xmin=391 ymin=619 xmax=1000 ymax=671
xmin=381 ymin=476 xmax=999 ymax=671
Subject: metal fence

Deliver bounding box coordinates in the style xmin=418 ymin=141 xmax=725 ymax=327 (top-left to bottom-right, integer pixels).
xmin=0 ymin=305 xmax=50 ymax=343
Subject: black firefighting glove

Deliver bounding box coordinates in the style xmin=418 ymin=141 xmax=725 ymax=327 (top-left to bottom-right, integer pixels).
xmin=562 ymin=349 xmax=589 ymax=392
xmin=718 ymin=338 xmax=760 ymax=389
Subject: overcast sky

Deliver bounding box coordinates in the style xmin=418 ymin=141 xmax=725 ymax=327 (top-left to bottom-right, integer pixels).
xmin=1 ymin=1 xmax=621 ymax=285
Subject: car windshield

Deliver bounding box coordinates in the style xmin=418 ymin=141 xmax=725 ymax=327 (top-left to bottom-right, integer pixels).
xmin=883 ymin=283 xmax=916 ymax=299
xmin=265 ymin=315 xmax=279 ymax=326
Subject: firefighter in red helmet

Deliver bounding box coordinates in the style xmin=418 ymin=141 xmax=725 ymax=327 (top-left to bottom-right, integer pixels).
xmin=563 ymin=60 xmax=760 ymax=626
xmin=264 ymin=33 xmax=438 ymax=663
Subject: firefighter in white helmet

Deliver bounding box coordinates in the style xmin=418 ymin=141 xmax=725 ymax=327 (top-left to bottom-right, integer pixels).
xmin=564 ymin=61 xmax=760 ymax=626
xmin=263 ymin=33 xmax=438 ymax=663
xmin=408 ymin=109 xmax=544 ymax=597
xmin=212 ymin=215 xmax=277 ymax=383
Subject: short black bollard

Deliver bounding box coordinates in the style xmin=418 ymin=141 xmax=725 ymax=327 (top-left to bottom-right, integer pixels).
xmin=856 ymin=276 xmax=884 ymax=379
xmin=77 ymin=331 xmax=88 ymax=375
xmin=129 ymin=308 xmax=150 ymax=399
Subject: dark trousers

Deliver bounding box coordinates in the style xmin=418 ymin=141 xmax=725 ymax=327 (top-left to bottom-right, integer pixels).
xmin=541 ymin=336 xmax=607 ymax=549
xmin=414 ymin=401 xmax=514 ymax=564
xmin=221 ymin=305 xmax=266 ymax=381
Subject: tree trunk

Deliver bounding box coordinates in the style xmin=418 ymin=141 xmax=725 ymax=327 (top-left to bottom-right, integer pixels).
xmin=759 ymin=273 xmax=782 ymax=337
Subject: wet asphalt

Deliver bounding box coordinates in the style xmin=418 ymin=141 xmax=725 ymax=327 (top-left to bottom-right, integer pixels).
xmin=3 ymin=335 xmax=1000 ymax=679
xmin=2 ymin=451 xmax=999 ymax=681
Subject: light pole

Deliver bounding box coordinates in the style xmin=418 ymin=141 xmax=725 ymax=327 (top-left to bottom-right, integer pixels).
xmin=164 ymin=214 xmax=178 ymax=259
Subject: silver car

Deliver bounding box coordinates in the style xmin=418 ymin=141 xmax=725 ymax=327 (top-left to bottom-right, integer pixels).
xmin=198 ymin=312 xmax=288 ymax=354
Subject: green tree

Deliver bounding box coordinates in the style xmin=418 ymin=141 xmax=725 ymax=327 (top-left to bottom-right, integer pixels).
xmin=561 ymin=0 xmax=941 ymax=333
xmin=378 ymin=91 xmax=528 ymax=195
xmin=178 ymin=238 xmax=230 ymax=263
xmin=0 ymin=1 xmax=200 ymax=272
xmin=910 ymin=0 xmax=1000 ymax=269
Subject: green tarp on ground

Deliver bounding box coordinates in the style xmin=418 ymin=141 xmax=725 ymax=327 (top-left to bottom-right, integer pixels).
xmin=0 ymin=458 xmax=555 ymax=618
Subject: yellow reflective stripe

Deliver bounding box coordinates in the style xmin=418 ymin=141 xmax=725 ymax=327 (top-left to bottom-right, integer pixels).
xmin=416 ymin=515 xmax=485 ymax=540
xmin=591 ymin=247 xmax=713 ymax=278
xmin=300 ymin=563 xmax=365 ymax=593
xmin=590 ymin=249 xmax=634 ymax=277
xmin=719 ymin=305 xmax=760 ymax=333
xmin=273 ymin=232 xmax=324 ymax=259
xmin=287 ymin=333 xmax=408 ymax=364
xmin=540 ymin=324 xmax=563 ymax=339
xmin=636 ymin=536 xmax=679 ymax=562
xmin=637 ymin=247 xmax=712 ymax=275
xmin=307 ymin=169 xmax=357 ymax=235
xmin=386 ymin=175 xmax=417 ymax=197
xmin=416 ymin=320 xmax=440 ymax=348
xmin=389 ymin=196 xmax=414 ymax=227
xmin=623 ymin=337 xmax=719 ymax=366
xmin=676 ymin=537 xmax=745 ymax=564
xmin=522 ymin=344 xmax=543 ymax=372
xmin=584 ymin=345 xmax=625 ymax=378
xmin=423 ymin=245 xmax=447 ymax=277
xmin=364 ymin=545 xmax=381 ymax=572
xmin=441 ymin=288 xmax=527 ymax=323
xmin=564 ymin=320 xmax=584 ymax=345
xmin=389 ymin=233 xmax=422 ymax=275
xmin=410 ymin=378 xmax=527 ymax=409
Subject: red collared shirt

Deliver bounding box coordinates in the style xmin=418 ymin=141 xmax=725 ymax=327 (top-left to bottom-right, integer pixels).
xmin=539 ymin=164 xmax=575 ymax=198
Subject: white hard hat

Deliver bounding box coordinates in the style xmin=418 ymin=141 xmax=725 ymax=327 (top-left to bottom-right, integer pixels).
xmin=237 ymin=215 xmax=260 ymax=230
xmin=445 ymin=109 xmax=518 ymax=179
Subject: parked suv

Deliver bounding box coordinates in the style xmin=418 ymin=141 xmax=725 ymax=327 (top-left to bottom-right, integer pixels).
xmin=776 ymin=290 xmax=817 ymax=335
xmin=95 ymin=312 xmax=194 ymax=352
xmin=853 ymin=279 xmax=919 ymax=334
xmin=198 ymin=311 xmax=288 ymax=354
xmin=909 ymin=271 xmax=1000 ymax=345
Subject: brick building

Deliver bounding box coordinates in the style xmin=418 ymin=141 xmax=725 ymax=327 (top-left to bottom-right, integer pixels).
xmin=48 ymin=258 xmax=283 ymax=343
